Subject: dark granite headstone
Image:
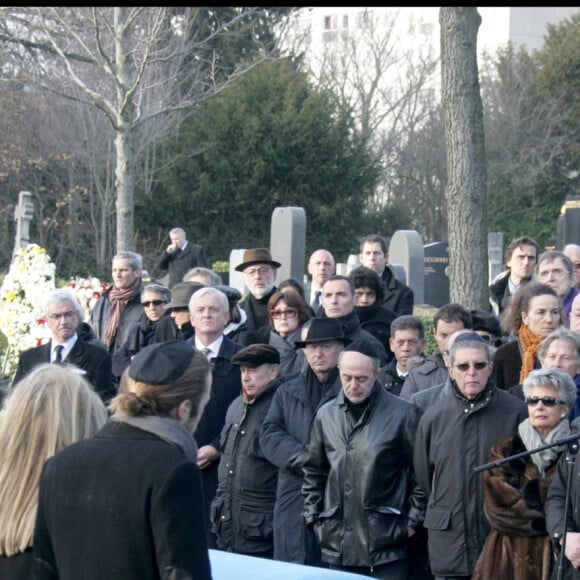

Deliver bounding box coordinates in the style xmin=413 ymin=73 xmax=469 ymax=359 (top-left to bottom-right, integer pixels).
xmin=423 ymin=242 xmax=449 ymax=308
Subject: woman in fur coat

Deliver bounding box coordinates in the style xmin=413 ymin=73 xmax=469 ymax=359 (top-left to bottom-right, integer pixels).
xmin=473 ymin=368 xmax=576 ymax=580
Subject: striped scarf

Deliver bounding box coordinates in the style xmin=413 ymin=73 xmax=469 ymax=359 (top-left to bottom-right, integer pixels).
xmin=104 ymin=277 xmax=141 ymax=348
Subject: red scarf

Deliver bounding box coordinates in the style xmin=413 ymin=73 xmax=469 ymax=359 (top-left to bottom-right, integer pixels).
xmin=104 ymin=278 xmax=141 ymax=348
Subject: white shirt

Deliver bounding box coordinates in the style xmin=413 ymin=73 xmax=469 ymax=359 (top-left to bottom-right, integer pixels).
xmin=195 ymin=335 xmax=224 ymax=360
xmin=51 ymin=334 xmax=78 ymax=363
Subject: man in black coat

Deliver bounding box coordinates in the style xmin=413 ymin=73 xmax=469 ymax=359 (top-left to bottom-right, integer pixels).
xmin=379 ymin=315 xmax=426 ymax=396
xmin=185 ymin=286 xmax=243 ymax=548
xmin=359 ymin=233 xmax=414 ymax=316
xmin=154 ymin=227 xmax=209 ymax=289
xmin=261 ymin=318 xmax=349 ymax=566
xmin=13 ymin=288 xmax=116 ymax=403
xmin=320 ymin=275 xmax=389 ymax=366
xmin=235 ymin=248 xmax=281 ymax=346
xmin=89 ymin=251 xmax=148 ymax=382
xmin=211 ymin=344 xmax=284 ymax=558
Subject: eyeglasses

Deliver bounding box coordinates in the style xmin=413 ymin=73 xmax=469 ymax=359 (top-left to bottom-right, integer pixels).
xmin=525 ymin=396 xmax=566 ymax=407
xmin=538 ymin=268 xmax=570 ymax=280
xmin=271 ymin=308 xmax=298 ymax=319
xmin=454 ymin=361 xmax=488 ymax=372
xmin=476 ymin=333 xmax=493 ymax=344
xmin=244 ymin=266 xmax=272 ymax=277
xmin=48 ymin=311 xmax=77 ymax=321
xmin=142 ymin=300 xmax=165 ymax=308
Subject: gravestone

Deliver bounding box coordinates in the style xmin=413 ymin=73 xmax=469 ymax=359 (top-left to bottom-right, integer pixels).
xmin=488 ymin=232 xmax=504 ymax=283
xmin=13 ymin=190 xmax=34 ymax=258
xmin=557 ymin=194 xmax=580 ymax=248
xmin=230 ymin=206 xmax=307 ymax=296
xmin=270 ymin=207 xmax=307 ymax=284
xmin=228 ymin=249 xmax=247 ymax=295
xmin=423 ymin=242 xmax=449 ymax=308
xmin=389 ymin=230 xmax=424 ymax=305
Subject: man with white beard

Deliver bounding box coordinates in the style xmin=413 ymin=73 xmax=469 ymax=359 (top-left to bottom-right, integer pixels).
xmin=235 ymin=248 xmax=281 ymax=346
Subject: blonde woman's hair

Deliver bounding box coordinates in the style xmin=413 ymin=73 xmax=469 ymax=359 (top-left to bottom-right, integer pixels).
xmin=0 ymin=363 xmax=108 ymax=556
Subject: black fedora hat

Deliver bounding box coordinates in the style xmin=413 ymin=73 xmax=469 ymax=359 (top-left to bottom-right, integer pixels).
xmin=294 ymin=318 xmax=350 ymax=348
xmin=235 ymin=248 xmax=282 ymax=272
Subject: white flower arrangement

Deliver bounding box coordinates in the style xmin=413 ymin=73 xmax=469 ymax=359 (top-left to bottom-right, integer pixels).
xmin=0 ymin=244 xmax=56 ymax=376
xmin=65 ymin=276 xmax=109 ymax=322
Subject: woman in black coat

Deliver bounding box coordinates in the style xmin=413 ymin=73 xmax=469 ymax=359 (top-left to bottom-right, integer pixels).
xmin=33 ymin=342 xmax=213 ymax=580
xmin=0 ymin=364 xmax=107 ymax=580
xmin=349 ymin=265 xmax=397 ymax=364
xmin=493 ymin=282 xmax=563 ymax=390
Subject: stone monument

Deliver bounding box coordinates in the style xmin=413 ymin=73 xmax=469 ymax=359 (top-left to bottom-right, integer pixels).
xmin=389 ymin=230 xmax=424 ymax=305
xmin=13 ymin=190 xmax=34 ymax=258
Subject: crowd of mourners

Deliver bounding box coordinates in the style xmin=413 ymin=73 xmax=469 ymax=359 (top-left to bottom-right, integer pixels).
xmin=3 ymin=228 xmax=580 ymax=579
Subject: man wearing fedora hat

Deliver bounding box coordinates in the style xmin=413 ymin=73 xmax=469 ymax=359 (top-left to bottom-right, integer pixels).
xmin=261 ymin=318 xmax=349 ymax=566
xmin=211 ymin=344 xmax=285 ymax=558
xmin=154 ymin=281 xmax=205 ymax=342
xmin=235 ymin=248 xmax=281 ymax=346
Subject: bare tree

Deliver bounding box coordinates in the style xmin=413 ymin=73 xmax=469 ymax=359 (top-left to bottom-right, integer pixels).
xmin=282 ymin=8 xmax=440 ymax=231
xmin=0 ymin=7 xmax=275 ymax=253
xmin=440 ymin=7 xmax=488 ymax=309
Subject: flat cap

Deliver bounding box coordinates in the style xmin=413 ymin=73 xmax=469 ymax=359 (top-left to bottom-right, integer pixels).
xmin=231 ymin=344 xmax=280 ymax=368
xmin=129 ymin=341 xmax=195 ymax=384
xmin=342 ymin=338 xmax=382 ymax=360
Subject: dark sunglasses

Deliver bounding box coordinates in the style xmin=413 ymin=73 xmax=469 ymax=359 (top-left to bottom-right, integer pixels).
xmin=454 ymin=362 xmax=488 ymax=372
xmin=142 ymin=300 xmax=165 ymax=307
xmin=525 ymin=396 xmax=566 ymax=407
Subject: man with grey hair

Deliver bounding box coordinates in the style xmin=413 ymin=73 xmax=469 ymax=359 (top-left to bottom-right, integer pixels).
xmin=509 ymin=327 xmax=580 ymax=420
xmin=537 ymin=249 xmax=579 ymax=322
xmin=185 ymin=286 xmax=243 ymax=548
xmin=14 ymin=288 xmax=116 ymax=402
xmin=307 ymin=248 xmax=335 ymax=312
xmin=235 ymin=248 xmax=281 ymax=346
xmin=414 ymin=337 xmax=527 ymax=578
xmin=90 ymin=251 xmax=148 ymax=381
xmin=183 ymin=266 xmax=222 ymax=286
xmin=564 ymin=243 xmax=580 ymax=290
xmin=154 ymin=227 xmax=209 ymax=289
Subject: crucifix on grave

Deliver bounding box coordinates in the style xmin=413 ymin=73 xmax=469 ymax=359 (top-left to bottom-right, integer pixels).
xmin=13 ymin=190 xmax=34 ymax=258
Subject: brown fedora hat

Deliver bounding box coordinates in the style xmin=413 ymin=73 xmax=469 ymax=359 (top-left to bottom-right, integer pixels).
xmin=235 ymin=248 xmax=282 ymax=272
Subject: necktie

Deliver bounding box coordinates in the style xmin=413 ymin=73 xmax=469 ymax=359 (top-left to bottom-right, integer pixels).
xmin=54 ymin=345 xmax=64 ymax=363
xmin=311 ymin=290 xmax=322 ymax=310
xmin=200 ymin=347 xmax=211 ymax=359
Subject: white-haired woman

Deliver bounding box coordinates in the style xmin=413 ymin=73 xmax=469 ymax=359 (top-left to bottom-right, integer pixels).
xmin=473 ymin=368 xmax=576 ymax=579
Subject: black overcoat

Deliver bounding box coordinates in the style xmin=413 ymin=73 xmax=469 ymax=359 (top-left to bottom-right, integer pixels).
xmin=32 ymin=421 xmax=212 ymax=580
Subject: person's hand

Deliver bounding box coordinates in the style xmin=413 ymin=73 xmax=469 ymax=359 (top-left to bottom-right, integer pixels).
xmin=407 ymin=526 xmax=416 ymax=538
xmin=197 ymin=445 xmax=220 ymax=470
xmin=565 ymin=531 xmax=580 ymax=568
xmin=166 ymin=242 xmax=177 ymax=253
